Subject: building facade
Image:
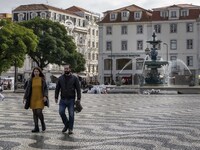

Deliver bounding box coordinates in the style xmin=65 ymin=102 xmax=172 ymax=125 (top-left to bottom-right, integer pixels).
xmin=9 ymin=4 xmax=100 ymax=83
xmin=98 ymin=4 xmax=200 ymax=85
xmin=0 ymin=13 xmax=12 ymax=20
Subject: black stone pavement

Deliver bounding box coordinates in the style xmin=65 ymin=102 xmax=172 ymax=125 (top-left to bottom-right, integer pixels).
xmin=1 ymin=91 xmax=200 ymax=150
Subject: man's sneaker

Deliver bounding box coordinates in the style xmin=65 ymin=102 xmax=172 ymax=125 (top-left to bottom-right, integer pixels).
xmin=32 ymin=128 xmax=39 ymax=133
xmin=68 ymin=129 xmax=73 ymax=135
xmin=62 ymin=126 xmax=68 ymax=133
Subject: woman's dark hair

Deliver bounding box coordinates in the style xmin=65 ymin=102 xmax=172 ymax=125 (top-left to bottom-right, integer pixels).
xmin=31 ymin=67 xmax=45 ymax=79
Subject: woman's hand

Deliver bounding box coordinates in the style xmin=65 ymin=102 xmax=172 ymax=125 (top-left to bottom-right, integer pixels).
xmin=43 ymin=97 xmax=47 ymax=102
xmin=23 ymin=99 xmax=26 ymax=104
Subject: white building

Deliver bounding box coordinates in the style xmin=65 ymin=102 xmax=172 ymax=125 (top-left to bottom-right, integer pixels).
xmin=66 ymin=6 xmax=100 ymax=83
xmin=5 ymin=4 xmax=100 ymax=83
xmin=98 ymin=4 xmax=200 ymax=85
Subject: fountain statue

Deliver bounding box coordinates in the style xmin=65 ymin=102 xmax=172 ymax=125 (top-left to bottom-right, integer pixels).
xmin=143 ymin=32 xmax=168 ymax=85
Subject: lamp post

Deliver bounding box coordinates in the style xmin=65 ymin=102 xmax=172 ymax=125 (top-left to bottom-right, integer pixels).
xmin=110 ymin=49 xmax=113 ymax=85
xmin=14 ymin=59 xmax=18 ymax=92
xmin=163 ymin=43 xmax=168 ymax=61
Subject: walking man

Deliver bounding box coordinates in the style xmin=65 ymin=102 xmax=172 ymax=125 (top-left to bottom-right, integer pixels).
xmin=55 ymin=64 xmax=81 ymax=134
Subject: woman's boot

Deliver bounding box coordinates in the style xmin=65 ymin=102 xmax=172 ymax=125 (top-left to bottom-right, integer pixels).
xmin=32 ymin=113 xmax=39 ymax=132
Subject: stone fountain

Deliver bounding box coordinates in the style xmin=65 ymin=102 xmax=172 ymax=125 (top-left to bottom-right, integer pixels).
xmin=106 ymin=32 xmax=200 ymax=94
xmin=143 ymin=32 xmax=168 ymax=85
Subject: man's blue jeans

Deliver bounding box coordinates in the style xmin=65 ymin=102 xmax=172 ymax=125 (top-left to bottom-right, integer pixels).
xmin=59 ymin=98 xmax=75 ymax=130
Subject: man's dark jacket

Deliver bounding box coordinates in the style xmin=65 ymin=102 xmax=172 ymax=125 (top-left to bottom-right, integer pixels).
xmin=55 ymin=74 xmax=81 ymax=100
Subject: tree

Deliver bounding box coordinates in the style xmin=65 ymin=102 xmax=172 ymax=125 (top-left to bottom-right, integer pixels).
xmin=0 ymin=19 xmax=38 ymax=74
xmin=19 ymin=17 xmax=85 ymax=72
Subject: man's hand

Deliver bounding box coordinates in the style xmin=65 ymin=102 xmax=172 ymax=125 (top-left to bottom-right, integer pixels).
xmin=76 ymin=99 xmax=80 ymax=102
xmin=55 ymin=99 xmax=58 ymax=103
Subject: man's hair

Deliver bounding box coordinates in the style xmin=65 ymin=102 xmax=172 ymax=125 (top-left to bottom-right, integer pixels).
xmin=63 ymin=64 xmax=71 ymax=68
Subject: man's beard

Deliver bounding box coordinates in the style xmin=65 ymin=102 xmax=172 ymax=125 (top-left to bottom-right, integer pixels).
xmin=64 ymin=71 xmax=70 ymax=75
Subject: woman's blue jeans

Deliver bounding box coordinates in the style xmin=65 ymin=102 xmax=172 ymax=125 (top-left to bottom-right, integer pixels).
xmin=59 ymin=98 xmax=75 ymax=130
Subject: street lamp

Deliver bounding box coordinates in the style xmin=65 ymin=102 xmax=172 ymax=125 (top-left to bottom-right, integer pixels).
xmin=14 ymin=60 xmax=17 ymax=92
xmin=163 ymin=43 xmax=168 ymax=61
xmin=110 ymin=49 xmax=113 ymax=85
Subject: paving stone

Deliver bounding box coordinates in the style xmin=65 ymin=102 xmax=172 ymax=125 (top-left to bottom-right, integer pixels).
xmin=0 ymin=91 xmax=200 ymax=149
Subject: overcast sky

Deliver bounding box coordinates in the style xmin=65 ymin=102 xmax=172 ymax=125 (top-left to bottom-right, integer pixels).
xmin=1 ymin=0 xmax=200 ymax=15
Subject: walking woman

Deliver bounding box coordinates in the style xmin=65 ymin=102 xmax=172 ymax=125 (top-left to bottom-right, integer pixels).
xmin=23 ymin=67 xmax=49 ymax=133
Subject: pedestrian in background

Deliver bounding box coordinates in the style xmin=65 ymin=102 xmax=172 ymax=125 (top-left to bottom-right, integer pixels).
xmin=23 ymin=67 xmax=49 ymax=133
xmin=55 ymin=64 xmax=81 ymax=135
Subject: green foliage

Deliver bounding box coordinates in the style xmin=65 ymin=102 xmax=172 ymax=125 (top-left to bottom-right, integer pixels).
xmin=0 ymin=19 xmax=38 ymax=74
xmin=19 ymin=17 xmax=85 ymax=72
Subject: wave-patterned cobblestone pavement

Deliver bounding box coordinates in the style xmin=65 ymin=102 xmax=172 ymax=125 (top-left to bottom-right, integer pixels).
xmin=1 ymin=92 xmax=200 ymax=150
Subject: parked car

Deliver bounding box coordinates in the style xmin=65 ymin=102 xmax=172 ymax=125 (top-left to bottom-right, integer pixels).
xmin=48 ymin=83 xmax=56 ymax=90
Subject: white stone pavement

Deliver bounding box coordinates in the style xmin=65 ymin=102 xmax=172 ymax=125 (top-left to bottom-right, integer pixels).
xmin=1 ymin=91 xmax=200 ymax=150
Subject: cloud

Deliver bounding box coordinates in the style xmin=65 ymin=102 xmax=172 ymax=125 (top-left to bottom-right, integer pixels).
xmin=1 ymin=0 xmax=200 ymax=14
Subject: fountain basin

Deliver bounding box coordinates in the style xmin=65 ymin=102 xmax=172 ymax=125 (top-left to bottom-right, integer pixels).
xmin=106 ymin=85 xmax=200 ymax=94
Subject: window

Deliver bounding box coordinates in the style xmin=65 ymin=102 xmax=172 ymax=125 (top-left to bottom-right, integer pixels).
xmin=62 ymin=15 xmax=65 ymax=22
xmin=111 ymin=14 xmax=115 ymax=19
xmin=161 ymin=11 xmax=168 ymax=18
xmin=31 ymin=12 xmax=37 ymax=19
xmin=18 ymin=13 xmax=24 ymax=21
xmin=137 ymin=25 xmax=143 ymax=34
xmin=170 ymin=56 xmax=178 ymax=70
xmin=181 ymin=10 xmax=188 ymax=17
xmin=59 ymin=14 xmax=62 ymax=22
xmin=156 ymin=43 xmax=161 ymax=50
xmin=92 ymin=53 xmax=95 ymax=60
xmin=106 ymin=41 xmax=112 ymax=51
xmin=92 ymin=29 xmax=95 ymax=35
xmin=137 ymin=40 xmax=143 ymax=50
xmin=187 ymin=39 xmax=193 ymax=49
xmin=121 ymin=26 xmax=127 ymax=34
xmin=186 ymin=23 xmax=193 ymax=32
xmin=40 ymin=12 xmax=46 ymax=19
xmin=121 ymin=41 xmax=127 ymax=50
xmin=92 ymin=42 xmax=95 ymax=47
xmin=96 ymin=30 xmax=98 ymax=36
xmin=104 ymin=59 xmax=111 ymax=70
xmin=116 ymin=59 xmax=132 ymax=70
xmin=170 ymin=56 xmax=177 ymax=61
xmin=171 ymin=11 xmax=177 ymax=18
xmin=88 ymin=53 xmax=91 ymax=59
xmin=170 ymin=40 xmax=177 ymax=50
xmin=170 ymin=24 xmax=177 ymax=33
xmin=134 ymin=12 xmax=141 ymax=20
xmin=106 ymin=26 xmax=112 ymax=35
xmin=154 ymin=24 xmax=161 ymax=33
xmin=110 ymin=13 xmax=117 ymax=21
xmin=79 ymin=37 xmax=83 ymax=44
xmin=122 ymin=11 xmax=128 ymax=17
xmin=121 ymin=11 xmax=129 ymax=21
xmin=136 ymin=61 xmax=143 ymax=70
xmin=96 ymin=54 xmax=98 ymax=60
xmin=187 ymin=56 xmax=193 ymax=66
xmin=92 ymin=65 xmax=95 ymax=73
xmin=88 ymin=41 xmax=90 ymax=47
xmin=53 ymin=13 xmax=56 ymax=20
xmin=96 ymin=42 xmax=98 ymax=48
